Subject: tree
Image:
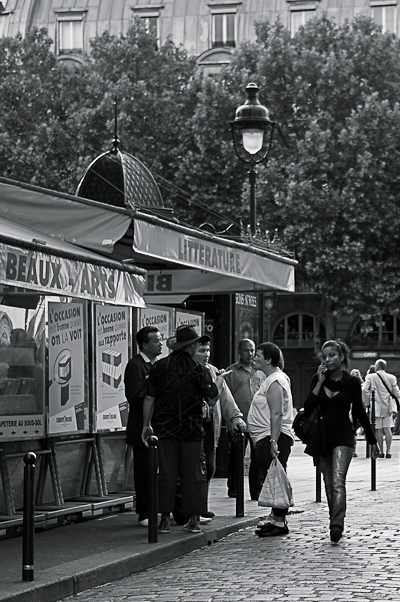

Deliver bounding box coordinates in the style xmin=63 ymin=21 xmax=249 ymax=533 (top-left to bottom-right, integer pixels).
xmin=183 ymin=15 xmax=400 ymax=337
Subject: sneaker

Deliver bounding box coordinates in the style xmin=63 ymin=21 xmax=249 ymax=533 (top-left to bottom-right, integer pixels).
xmin=330 ymin=527 xmax=342 ymax=543
xmin=158 ymin=517 xmax=171 ymax=533
xmin=199 ymin=516 xmax=212 ymax=525
xmin=386 ymin=453 xmax=392 ymax=458
xmin=378 ymin=453 xmax=385 ymax=458
xmin=137 ymin=518 xmax=149 ymax=527
xmin=183 ymin=517 xmax=202 ymax=534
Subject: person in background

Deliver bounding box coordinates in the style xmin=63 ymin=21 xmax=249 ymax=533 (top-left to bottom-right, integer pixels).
xmin=362 ymin=359 xmax=400 ymax=458
xmin=124 ymin=326 xmax=163 ymax=527
xmin=248 ymin=342 xmax=295 ymax=537
xmin=195 ymin=336 xmax=246 ymax=519
xmin=350 ymin=368 xmax=364 ymax=458
xmin=225 ymin=339 xmax=265 ymax=500
xmin=303 ymin=340 xmax=379 ymax=544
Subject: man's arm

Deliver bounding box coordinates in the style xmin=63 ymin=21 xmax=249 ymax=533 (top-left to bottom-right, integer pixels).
xmin=219 ymin=381 xmax=246 ymax=432
xmin=141 ymin=394 xmax=155 ymax=447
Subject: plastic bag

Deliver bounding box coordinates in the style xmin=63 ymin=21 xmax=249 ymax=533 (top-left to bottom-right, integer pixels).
xmin=258 ymin=458 xmax=294 ymax=509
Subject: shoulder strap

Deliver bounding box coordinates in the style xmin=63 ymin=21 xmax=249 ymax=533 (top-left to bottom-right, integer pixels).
xmin=376 ymin=372 xmax=397 ymax=399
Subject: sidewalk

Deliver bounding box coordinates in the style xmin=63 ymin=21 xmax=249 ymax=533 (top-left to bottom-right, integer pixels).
xmin=0 ymin=439 xmax=399 ymax=602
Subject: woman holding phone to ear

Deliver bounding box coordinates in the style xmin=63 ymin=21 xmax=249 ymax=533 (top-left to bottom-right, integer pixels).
xmin=304 ymin=339 xmax=379 ymax=544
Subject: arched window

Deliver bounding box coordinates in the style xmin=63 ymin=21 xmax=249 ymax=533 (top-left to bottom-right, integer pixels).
xmin=273 ymin=313 xmax=324 ymax=348
xmin=352 ymin=314 xmax=400 ymax=347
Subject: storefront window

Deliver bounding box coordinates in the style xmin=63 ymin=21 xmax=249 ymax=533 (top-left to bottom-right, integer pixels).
xmin=273 ymin=313 xmax=320 ymax=348
xmin=352 ymin=314 xmax=398 ymax=347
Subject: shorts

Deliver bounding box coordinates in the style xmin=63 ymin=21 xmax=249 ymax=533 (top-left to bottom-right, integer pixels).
xmin=375 ymin=415 xmax=395 ymax=429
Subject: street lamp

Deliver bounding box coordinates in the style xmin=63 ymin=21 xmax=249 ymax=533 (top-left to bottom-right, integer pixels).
xmin=264 ymin=291 xmax=277 ymax=341
xmin=231 ymin=83 xmax=275 ymax=235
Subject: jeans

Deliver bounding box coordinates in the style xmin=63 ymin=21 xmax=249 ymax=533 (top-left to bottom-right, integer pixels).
xmin=319 ymin=446 xmax=353 ymax=532
xmin=157 ymin=439 xmax=207 ymax=516
xmin=255 ymin=433 xmax=293 ymax=517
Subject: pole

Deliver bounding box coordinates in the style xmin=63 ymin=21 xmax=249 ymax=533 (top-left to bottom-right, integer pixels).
xmin=235 ymin=432 xmax=245 ymax=517
xmin=147 ymin=435 xmax=158 ymax=543
xmin=371 ymin=388 xmax=376 ymax=491
xmin=22 ymin=452 xmax=36 ymax=582
xmin=249 ymin=165 xmax=257 ymax=235
xmin=315 ymin=464 xmax=321 ymax=503
xmin=366 ymin=407 xmax=370 ymax=459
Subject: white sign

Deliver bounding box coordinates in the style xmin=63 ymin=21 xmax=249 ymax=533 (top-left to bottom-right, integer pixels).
xmin=48 ymin=302 xmax=87 ymax=434
xmin=95 ymin=305 xmax=129 ymax=431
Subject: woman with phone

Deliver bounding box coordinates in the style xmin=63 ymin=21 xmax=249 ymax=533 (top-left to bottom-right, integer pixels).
xmin=303 ymin=339 xmax=380 ymax=543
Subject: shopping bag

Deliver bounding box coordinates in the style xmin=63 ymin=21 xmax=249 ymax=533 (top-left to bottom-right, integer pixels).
xmin=258 ymin=458 xmax=294 ymax=509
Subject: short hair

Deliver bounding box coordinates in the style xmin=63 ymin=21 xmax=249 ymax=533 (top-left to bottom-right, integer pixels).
xmin=367 ymin=364 xmax=376 ymax=374
xmin=136 ymin=326 xmax=159 ymax=350
xmin=238 ymin=338 xmax=255 ymax=351
xmin=375 ymin=359 xmax=387 ymax=371
xmin=321 ymin=339 xmax=350 ymax=369
xmin=257 ymin=342 xmax=284 ymax=369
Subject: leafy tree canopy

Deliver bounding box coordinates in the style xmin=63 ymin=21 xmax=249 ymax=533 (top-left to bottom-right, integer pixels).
xmin=1 ymin=16 xmax=400 ymax=334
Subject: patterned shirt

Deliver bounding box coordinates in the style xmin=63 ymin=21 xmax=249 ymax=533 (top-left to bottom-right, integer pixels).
xmin=148 ymin=349 xmax=218 ymax=440
xmin=225 ymin=361 xmax=265 ymax=422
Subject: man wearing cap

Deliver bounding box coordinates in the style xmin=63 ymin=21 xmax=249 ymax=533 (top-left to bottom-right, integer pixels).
xmin=142 ymin=325 xmax=228 ymax=534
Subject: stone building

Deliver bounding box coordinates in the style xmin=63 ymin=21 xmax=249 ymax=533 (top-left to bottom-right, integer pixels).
xmin=0 ymin=0 xmax=397 ymax=74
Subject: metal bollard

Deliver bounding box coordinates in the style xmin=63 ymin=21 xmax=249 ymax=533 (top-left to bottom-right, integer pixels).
xmin=315 ymin=464 xmax=322 ymax=503
xmin=147 ymin=435 xmax=159 ymax=543
xmin=235 ymin=432 xmax=245 ymax=517
xmin=370 ymin=388 xmax=376 ymax=491
xmin=22 ymin=452 xmax=36 ymax=582
xmin=366 ymin=408 xmax=371 ymax=458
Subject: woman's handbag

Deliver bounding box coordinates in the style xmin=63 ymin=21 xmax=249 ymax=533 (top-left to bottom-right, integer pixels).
xmin=292 ymin=406 xmax=320 ymax=444
xmin=258 ymin=458 xmax=294 ymax=509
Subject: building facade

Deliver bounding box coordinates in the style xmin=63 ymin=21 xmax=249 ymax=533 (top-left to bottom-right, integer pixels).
xmin=0 ymin=0 xmax=398 ymax=73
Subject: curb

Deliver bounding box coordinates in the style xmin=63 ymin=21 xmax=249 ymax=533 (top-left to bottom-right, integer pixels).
xmin=0 ymin=515 xmax=261 ymax=602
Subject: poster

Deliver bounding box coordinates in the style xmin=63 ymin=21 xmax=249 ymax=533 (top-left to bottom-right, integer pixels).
xmin=138 ymin=306 xmax=172 ymax=358
xmin=95 ymin=305 xmax=129 ymax=431
xmin=48 ymin=301 xmax=87 ymax=434
xmin=175 ymin=310 xmax=204 ymax=336
xmin=234 ymin=293 xmax=260 ymax=350
xmin=0 ymin=303 xmax=45 ymax=440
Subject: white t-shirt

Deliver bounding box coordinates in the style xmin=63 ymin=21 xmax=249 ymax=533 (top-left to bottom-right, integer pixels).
xmin=247 ymin=370 xmax=295 ymax=445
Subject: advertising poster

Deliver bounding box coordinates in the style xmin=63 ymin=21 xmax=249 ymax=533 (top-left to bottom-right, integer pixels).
xmin=0 ymin=304 xmax=45 ymax=440
xmin=48 ymin=302 xmax=87 ymax=434
xmin=175 ymin=310 xmax=204 ymax=336
xmin=139 ymin=306 xmax=172 ymax=358
xmin=234 ymin=293 xmax=260 ymax=350
xmin=95 ymin=305 xmax=129 ymax=431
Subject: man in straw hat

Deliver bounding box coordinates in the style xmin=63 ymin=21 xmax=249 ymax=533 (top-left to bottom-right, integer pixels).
xmin=142 ymin=325 xmax=230 ymax=534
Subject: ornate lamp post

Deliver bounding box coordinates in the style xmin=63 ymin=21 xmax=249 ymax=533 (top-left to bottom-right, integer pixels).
xmin=264 ymin=291 xmax=278 ymax=341
xmin=231 ymin=83 xmax=275 ymax=235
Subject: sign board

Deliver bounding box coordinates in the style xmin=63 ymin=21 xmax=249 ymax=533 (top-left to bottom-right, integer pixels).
xmin=95 ymin=305 xmax=130 ymax=431
xmin=48 ymin=301 xmax=88 ymax=434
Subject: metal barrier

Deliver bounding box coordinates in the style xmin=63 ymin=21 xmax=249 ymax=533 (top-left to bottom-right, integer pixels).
xmin=22 ymin=452 xmax=36 ymax=582
xmin=234 ymin=432 xmax=245 ymax=517
xmin=147 ymin=435 xmax=158 ymax=543
xmin=370 ymin=388 xmax=376 ymax=491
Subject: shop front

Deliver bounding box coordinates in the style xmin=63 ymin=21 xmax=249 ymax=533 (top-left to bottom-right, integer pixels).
xmin=0 ymin=212 xmax=146 ymax=537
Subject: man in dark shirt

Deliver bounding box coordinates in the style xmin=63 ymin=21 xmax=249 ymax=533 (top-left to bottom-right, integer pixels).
xmin=142 ymin=325 xmax=227 ymax=534
xmin=124 ymin=326 xmax=162 ymax=526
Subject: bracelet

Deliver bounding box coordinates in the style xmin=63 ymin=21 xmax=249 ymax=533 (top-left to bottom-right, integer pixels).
xmin=270 ymin=439 xmax=277 ymax=443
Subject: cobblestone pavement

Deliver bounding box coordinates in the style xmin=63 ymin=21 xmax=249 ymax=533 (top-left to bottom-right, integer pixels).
xmin=65 ymin=481 xmax=400 ymax=602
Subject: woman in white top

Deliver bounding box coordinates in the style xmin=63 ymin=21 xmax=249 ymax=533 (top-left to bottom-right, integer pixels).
xmin=248 ymin=342 xmax=295 ymax=536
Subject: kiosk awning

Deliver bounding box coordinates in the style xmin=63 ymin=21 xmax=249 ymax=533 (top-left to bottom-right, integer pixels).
xmin=133 ymin=219 xmax=296 ymax=294
xmin=0 ymin=178 xmax=132 ymax=254
xmin=0 ymin=217 xmax=146 ymax=307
